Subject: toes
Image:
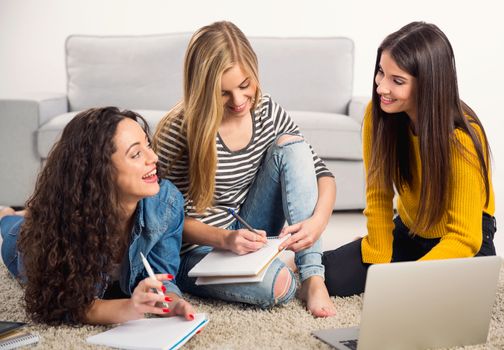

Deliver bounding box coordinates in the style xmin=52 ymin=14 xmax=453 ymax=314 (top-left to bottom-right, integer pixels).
xmin=322 ymin=306 xmax=337 ymax=317
xmin=308 ymin=304 xmax=336 ymax=318
xmin=310 ymin=307 xmax=329 ymax=318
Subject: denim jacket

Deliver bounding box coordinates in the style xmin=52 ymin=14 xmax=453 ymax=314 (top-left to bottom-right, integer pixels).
xmin=119 ymin=179 xmax=184 ymax=296
xmin=0 ymin=179 xmax=184 ymax=298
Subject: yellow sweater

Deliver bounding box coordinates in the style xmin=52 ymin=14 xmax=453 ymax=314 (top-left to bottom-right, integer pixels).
xmin=361 ymin=103 xmax=495 ymax=263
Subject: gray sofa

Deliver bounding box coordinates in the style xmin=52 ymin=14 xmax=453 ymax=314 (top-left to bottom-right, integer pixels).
xmin=0 ymin=33 xmax=368 ymax=209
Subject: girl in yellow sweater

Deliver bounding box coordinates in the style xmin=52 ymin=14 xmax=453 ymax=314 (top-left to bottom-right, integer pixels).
xmin=322 ymin=21 xmax=496 ymax=296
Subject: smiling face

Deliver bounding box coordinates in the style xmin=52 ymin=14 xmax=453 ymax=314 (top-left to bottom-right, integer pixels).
xmin=221 ymin=64 xmax=257 ymax=120
xmin=375 ymin=50 xmax=417 ymax=123
xmin=111 ymin=118 xmax=159 ymax=207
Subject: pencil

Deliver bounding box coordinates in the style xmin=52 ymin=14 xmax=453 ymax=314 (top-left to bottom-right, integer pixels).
xmin=227 ymin=208 xmax=259 ymax=234
xmin=227 ymin=208 xmax=270 ymax=247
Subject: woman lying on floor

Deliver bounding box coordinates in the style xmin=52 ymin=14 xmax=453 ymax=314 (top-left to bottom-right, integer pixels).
xmin=0 ymin=107 xmax=195 ymax=325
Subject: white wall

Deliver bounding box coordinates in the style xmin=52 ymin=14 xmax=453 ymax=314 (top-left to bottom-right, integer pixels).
xmin=1 ymin=0 xmax=503 ymax=247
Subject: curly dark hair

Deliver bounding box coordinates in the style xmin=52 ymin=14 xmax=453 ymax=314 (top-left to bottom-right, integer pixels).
xmin=17 ymin=107 xmax=150 ymax=325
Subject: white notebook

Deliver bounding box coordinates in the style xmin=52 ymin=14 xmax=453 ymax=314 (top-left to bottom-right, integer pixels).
xmin=188 ymin=235 xmax=290 ymax=277
xmin=86 ymin=314 xmax=208 ymax=350
xmin=195 ymin=264 xmax=269 ymax=285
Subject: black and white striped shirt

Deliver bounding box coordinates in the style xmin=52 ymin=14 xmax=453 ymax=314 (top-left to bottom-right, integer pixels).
xmin=156 ymin=94 xmax=332 ymax=230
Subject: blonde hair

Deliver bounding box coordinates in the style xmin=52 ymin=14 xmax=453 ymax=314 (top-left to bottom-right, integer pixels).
xmin=154 ymin=21 xmax=261 ymax=213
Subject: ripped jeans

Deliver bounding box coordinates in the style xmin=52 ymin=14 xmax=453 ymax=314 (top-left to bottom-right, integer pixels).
xmin=176 ymin=134 xmax=324 ymax=308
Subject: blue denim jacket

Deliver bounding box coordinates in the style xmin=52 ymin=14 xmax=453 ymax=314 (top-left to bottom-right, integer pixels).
xmin=120 ymin=179 xmax=184 ymax=296
xmin=0 ymin=179 xmax=184 ymax=297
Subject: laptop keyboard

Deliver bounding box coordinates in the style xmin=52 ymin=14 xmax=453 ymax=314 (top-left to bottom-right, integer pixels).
xmin=340 ymin=339 xmax=358 ymax=350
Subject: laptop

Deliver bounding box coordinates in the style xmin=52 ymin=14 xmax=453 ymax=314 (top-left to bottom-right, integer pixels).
xmin=313 ymin=256 xmax=502 ymax=350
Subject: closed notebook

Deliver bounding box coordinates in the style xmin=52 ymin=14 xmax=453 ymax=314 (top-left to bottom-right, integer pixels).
xmin=195 ymin=263 xmax=269 ymax=285
xmin=86 ymin=314 xmax=208 ymax=350
xmin=0 ymin=333 xmax=40 ymax=350
xmin=0 ymin=321 xmax=39 ymax=350
xmin=188 ymin=235 xmax=290 ymax=277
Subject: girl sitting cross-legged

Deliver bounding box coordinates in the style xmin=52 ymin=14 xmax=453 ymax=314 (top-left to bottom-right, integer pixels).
xmin=153 ymin=21 xmax=337 ymax=317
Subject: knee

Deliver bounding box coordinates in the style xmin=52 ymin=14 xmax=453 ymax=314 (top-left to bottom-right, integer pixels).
xmin=273 ymin=267 xmax=295 ymax=300
xmin=276 ymin=134 xmax=303 ymax=146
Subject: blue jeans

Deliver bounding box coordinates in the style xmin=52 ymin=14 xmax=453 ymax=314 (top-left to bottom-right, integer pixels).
xmin=0 ymin=215 xmax=24 ymax=279
xmin=177 ymin=135 xmax=324 ymax=308
xmin=322 ymin=214 xmax=497 ymax=297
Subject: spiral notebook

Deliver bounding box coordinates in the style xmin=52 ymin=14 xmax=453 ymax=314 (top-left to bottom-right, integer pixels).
xmin=188 ymin=235 xmax=290 ymax=284
xmin=0 ymin=333 xmax=39 ymax=350
xmin=0 ymin=321 xmax=39 ymax=350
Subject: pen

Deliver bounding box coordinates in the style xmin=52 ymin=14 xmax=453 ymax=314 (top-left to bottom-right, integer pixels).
xmin=227 ymin=208 xmax=269 ymax=247
xmin=140 ymin=252 xmax=170 ymax=309
xmin=227 ymin=208 xmax=258 ymax=233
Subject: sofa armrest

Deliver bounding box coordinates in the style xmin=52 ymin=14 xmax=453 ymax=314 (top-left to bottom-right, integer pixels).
xmin=348 ymin=96 xmax=370 ymax=125
xmin=0 ymin=93 xmax=68 ymax=206
xmin=0 ymin=93 xmax=68 ymax=126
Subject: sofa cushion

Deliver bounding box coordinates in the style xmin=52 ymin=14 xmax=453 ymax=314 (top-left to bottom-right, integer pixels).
xmin=290 ymin=111 xmax=362 ymax=160
xmin=37 ymin=110 xmax=168 ymax=158
xmin=251 ymin=37 xmax=353 ymax=115
xmin=66 ymin=35 xmax=354 ymax=116
xmin=66 ymin=34 xmax=191 ymax=112
xmin=38 ymin=109 xmax=361 ymax=161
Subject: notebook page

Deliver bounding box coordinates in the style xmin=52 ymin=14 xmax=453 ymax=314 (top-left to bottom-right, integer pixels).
xmin=86 ymin=314 xmax=208 ymax=350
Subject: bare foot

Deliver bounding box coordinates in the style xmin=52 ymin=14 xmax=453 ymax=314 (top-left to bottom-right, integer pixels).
xmin=0 ymin=207 xmax=16 ymax=219
xmin=299 ymin=275 xmax=336 ymax=318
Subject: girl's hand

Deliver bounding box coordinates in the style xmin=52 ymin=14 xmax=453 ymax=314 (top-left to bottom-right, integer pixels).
xmin=278 ymin=216 xmax=324 ymax=252
xmin=127 ymin=274 xmax=174 ymax=319
xmin=224 ymin=229 xmax=267 ymax=255
xmin=163 ymin=294 xmax=197 ymax=321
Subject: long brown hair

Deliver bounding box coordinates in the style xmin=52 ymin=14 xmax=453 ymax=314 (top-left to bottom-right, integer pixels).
xmin=369 ymin=21 xmax=491 ymax=233
xmin=153 ymin=21 xmax=261 ymax=212
xmin=18 ymin=107 xmax=149 ymax=325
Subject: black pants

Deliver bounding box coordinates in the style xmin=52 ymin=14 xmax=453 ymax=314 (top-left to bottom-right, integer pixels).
xmin=322 ymin=213 xmax=497 ymax=297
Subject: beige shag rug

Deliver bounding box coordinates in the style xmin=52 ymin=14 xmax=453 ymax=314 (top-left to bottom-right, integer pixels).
xmin=1 ymin=262 xmax=503 ymax=350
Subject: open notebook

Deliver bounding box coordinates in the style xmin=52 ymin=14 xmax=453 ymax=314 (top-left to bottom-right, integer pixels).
xmin=86 ymin=314 xmax=208 ymax=350
xmin=188 ymin=235 xmax=290 ymax=284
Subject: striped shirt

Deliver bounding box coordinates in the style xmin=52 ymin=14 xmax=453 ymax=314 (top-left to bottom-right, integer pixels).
xmin=156 ymin=94 xmax=332 ymax=231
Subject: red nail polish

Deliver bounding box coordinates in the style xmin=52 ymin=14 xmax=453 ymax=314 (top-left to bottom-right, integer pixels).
xmin=162 ymin=308 xmax=170 ymax=313
xmin=167 ymin=274 xmax=174 ymax=280
xmin=188 ymin=314 xmax=195 ymax=320
xmin=161 ymin=286 xmax=166 ymax=293
xmin=196 ymin=330 xmax=202 ymax=334
xmin=165 ymin=296 xmax=172 ymax=302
